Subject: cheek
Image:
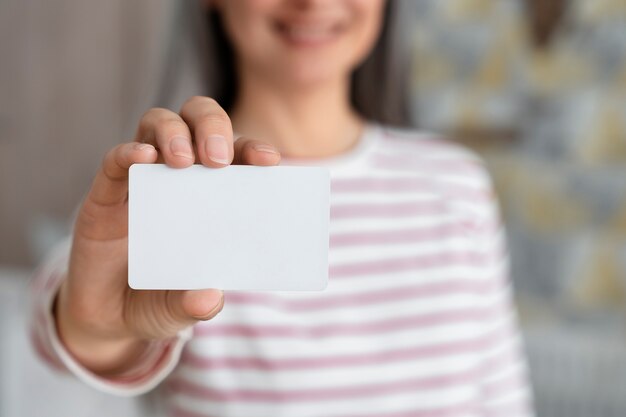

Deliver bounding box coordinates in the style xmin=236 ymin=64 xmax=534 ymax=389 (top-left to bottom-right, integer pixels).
xmin=220 ymin=0 xmax=277 ymax=52
xmin=343 ymin=0 xmax=386 ymax=65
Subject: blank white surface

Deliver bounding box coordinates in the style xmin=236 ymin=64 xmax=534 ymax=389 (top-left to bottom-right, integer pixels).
xmin=128 ymin=164 xmax=330 ymax=291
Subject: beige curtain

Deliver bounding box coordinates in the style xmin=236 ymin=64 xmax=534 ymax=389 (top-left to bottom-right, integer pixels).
xmin=0 ymin=0 xmax=175 ymax=265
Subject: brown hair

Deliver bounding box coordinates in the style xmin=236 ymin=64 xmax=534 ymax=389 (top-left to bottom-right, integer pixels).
xmin=155 ymin=1 xmax=413 ymax=127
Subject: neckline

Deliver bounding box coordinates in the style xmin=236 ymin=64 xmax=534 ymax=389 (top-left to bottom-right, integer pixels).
xmin=279 ymin=123 xmax=379 ymax=169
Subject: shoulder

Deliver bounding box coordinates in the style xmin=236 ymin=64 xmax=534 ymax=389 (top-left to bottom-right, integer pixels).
xmin=372 ymin=125 xmax=492 ymax=188
xmin=370 ymin=125 xmax=500 ymax=223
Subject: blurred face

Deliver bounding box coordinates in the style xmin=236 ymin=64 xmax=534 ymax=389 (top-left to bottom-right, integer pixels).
xmin=214 ymin=0 xmax=386 ymax=87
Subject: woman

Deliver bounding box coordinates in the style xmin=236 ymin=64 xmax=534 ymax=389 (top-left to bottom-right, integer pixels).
xmin=31 ymin=1 xmax=533 ymax=416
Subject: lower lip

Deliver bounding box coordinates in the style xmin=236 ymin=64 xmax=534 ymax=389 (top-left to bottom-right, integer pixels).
xmin=275 ymin=24 xmax=343 ymax=48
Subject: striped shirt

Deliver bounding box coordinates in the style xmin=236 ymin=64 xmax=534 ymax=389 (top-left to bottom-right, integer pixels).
xmin=31 ymin=124 xmax=533 ymax=417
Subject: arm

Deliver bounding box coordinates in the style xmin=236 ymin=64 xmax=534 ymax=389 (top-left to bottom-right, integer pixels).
xmin=29 ymin=97 xmax=281 ymax=395
xmin=29 ymin=238 xmax=192 ymax=396
xmin=464 ymin=167 xmax=534 ymax=416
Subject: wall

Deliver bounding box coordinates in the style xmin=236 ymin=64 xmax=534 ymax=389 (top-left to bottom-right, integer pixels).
xmin=410 ymin=1 xmax=626 ymax=415
xmin=0 ymin=0 xmax=170 ymax=265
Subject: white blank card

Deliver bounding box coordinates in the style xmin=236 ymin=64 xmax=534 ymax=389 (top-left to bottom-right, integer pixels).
xmin=128 ymin=164 xmax=330 ymax=291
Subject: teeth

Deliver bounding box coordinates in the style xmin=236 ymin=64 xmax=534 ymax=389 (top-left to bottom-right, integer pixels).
xmin=283 ymin=25 xmax=335 ymax=42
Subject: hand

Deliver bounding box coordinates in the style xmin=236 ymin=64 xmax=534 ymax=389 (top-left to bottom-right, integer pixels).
xmin=55 ymin=96 xmax=280 ymax=375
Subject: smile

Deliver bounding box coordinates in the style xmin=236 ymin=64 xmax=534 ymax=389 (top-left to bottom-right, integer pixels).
xmin=274 ymin=20 xmax=345 ymax=47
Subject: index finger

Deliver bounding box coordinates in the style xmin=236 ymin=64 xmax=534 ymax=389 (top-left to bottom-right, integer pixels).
xmin=89 ymin=142 xmax=158 ymax=207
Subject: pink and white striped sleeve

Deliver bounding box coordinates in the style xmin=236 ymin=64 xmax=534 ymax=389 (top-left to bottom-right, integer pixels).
xmin=29 ymin=237 xmax=192 ymax=396
xmin=461 ymin=167 xmax=535 ymax=416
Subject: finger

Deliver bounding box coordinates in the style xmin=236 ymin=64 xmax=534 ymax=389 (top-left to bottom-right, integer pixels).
xmin=179 ymin=96 xmax=234 ymax=167
xmin=135 ymin=107 xmax=195 ymax=168
xmin=180 ymin=289 xmax=225 ymax=321
xmin=233 ymin=137 xmax=281 ymax=166
xmin=89 ymin=142 xmax=158 ymax=207
xmin=128 ymin=289 xmax=224 ymax=339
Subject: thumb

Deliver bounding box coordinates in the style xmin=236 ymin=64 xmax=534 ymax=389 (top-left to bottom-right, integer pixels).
xmin=127 ymin=289 xmax=224 ymax=339
xmin=179 ymin=289 xmax=225 ymax=321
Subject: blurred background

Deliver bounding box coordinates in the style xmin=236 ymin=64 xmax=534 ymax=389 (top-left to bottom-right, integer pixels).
xmin=1 ymin=0 xmax=625 ymax=416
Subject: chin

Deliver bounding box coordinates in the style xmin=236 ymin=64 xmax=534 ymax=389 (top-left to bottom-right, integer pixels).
xmin=285 ymin=63 xmax=343 ymax=87
xmin=259 ymin=47 xmax=356 ymax=88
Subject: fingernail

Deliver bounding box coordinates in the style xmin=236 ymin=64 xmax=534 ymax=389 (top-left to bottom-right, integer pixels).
xmin=205 ymin=135 xmax=230 ymax=165
xmin=196 ymin=295 xmax=224 ymax=321
xmin=252 ymin=144 xmax=279 ymax=155
xmin=134 ymin=143 xmax=154 ymax=151
xmin=170 ymin=136 xmax=194 ymax=160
